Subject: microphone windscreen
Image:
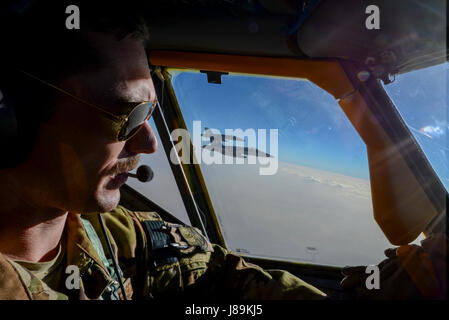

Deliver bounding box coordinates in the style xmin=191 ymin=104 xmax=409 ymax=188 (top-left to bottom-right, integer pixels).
xmin=136 ymin=165 xmax=154 ymax=182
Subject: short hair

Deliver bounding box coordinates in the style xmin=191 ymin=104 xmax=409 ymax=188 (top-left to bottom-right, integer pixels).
xmin=0 ymin=0 xmax=150 ymax=168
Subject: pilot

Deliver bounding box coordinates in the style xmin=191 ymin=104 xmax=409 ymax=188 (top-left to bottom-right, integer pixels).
xmin=0 ymin=1 xmax=326 ymax=300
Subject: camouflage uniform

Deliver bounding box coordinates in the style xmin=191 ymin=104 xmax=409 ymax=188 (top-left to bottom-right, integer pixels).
xmin=0 ymin=206 xmax=326 ymax=300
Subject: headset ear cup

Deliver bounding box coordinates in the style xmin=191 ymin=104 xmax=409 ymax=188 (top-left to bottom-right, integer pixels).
xmin=0 ymin=88 xmax=19 ymax=141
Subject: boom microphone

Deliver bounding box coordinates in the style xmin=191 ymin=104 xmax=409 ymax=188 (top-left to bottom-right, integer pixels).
xmin=128 ymin=165 xmax=154 ymax=182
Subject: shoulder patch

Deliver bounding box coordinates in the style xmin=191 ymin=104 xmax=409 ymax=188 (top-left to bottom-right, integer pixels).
xmin=168 ymin=224 xmax=214 ymax=254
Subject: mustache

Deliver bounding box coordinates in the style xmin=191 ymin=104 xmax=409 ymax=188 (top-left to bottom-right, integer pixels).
xmin=110 ymin=155 xmax=140 ymax=175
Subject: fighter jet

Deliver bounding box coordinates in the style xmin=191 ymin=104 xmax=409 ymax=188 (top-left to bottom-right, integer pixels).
xmin=202 ymin=127 xmax=245 ymax=143
xmin=202 ymin=128 xmax=273 ymax=159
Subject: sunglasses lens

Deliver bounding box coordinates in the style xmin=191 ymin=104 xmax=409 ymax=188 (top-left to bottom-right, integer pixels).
xmin=117 ymin=102 xmax=155 ymax=141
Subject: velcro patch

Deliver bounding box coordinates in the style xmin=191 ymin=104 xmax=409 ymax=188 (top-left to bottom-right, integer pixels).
xmin=169 ymin=224 xmax=213 ymax=254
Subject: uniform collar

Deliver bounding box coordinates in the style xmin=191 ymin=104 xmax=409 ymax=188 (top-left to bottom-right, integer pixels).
xmin=65 ymin=213 xmax=116 ymax=299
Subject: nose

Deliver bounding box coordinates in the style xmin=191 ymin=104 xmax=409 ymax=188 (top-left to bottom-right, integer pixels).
xmin=125 ymin=121 xmax=158 ymax=154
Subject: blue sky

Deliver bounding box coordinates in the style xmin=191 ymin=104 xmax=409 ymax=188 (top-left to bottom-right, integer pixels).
xmin=173 ymin=71 xmax=370 ymax=180
xmin=171 ymin=66 xmax=448 ymax=187
xmin=383 ymin=62 xmax=448 ymax=191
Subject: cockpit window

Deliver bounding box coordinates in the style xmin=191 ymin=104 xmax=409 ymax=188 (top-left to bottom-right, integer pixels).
xmin=169 ymin=69 xmax=397 ymax=267
xmin=382 ymin=62 xmax=449 ymax=191
xmin=127 ymin=117 xmax=191 ymax=224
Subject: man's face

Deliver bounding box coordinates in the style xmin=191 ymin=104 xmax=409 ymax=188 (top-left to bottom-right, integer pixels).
xmin=20 ymin=32 xmax=158 ymax=214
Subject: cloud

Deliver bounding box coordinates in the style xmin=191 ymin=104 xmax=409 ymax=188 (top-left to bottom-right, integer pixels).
xmin=419 ymin=125 xmax=445 ymax=139
xmin=279 ymin=163 xmax=371 ymax=199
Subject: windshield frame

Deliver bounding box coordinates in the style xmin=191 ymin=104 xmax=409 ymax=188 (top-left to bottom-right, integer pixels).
xmin=340 ymin=61 xmax=447 ymax=236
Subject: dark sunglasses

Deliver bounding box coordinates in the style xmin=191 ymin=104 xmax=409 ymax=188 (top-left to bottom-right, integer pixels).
xmin=19 ymin=70 xmax=157 ymax=141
